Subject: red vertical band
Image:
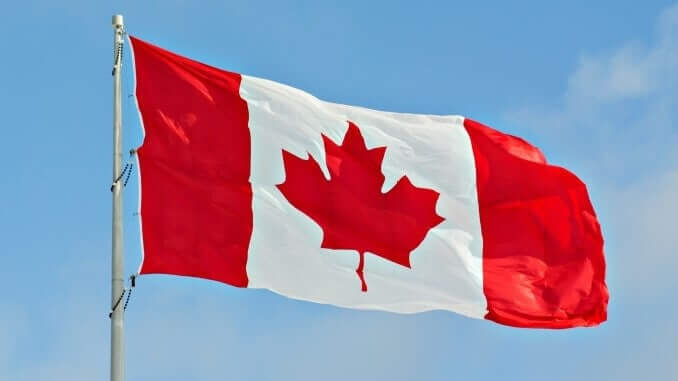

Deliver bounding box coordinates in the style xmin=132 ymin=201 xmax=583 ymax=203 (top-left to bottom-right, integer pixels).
xmin=131 ymin=37 xmax=252 ymax=286
xmin=464 ymin=119 xmax=608 ymax=328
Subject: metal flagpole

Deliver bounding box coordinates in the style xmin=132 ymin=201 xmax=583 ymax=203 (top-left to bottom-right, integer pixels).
xmin=111 ymin=14 xmax=125 ymax=381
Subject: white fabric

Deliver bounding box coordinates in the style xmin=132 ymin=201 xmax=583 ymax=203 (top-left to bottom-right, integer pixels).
xmin=240 ymin=75 xmax=486 ymax=318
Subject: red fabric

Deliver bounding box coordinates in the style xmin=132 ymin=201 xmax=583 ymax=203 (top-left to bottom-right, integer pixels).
xmin=464 ymin=119 xmax=608 ymax=328
xmin=276 ymin=121 xmax=444 ymax=292
xmin=131 ymin=37 xmax=252 ymax=286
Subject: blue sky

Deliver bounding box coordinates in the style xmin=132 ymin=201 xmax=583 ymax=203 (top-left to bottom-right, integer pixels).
xmin=2 ymin=1 xmax=677 ymax=380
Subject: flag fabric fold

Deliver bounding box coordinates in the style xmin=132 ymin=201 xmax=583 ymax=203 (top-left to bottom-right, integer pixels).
xmin=129 ymin=36 xmax=608 ymax=328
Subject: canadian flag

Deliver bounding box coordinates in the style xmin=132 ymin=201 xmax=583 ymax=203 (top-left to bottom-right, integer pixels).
xmin=129 ymin=37 xmax=608 ymax=329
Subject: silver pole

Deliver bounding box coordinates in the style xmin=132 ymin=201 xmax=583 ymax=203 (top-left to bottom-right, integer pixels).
xmin=111 ymin=14 xmax=125 ymax=381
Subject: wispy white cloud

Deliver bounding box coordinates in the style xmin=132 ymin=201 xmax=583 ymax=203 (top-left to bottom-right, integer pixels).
xmin=507 ymin=4 xmax=678 ymax=182
xmin=504 ymin=23 xmax=678 ymax=381
xmin=506 ymin=2 xmax=678 ymax=307
xmin=512 ymin=3 xmax=678 ymax=112
xmin=565 ymin=4 xmax=677 ymax=106
xmin=3 ymin=3 xmax=677 ymax=381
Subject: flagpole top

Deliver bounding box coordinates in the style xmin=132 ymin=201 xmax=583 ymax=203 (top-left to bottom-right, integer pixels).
xmin=112 ymin=14 xmax=124 ymax=29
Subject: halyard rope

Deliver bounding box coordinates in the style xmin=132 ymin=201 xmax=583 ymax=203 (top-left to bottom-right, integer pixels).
xmin=109 ymin=274 xmax=137 ymax=318
xmin=110 ymin=150 xmax=136 ymax=192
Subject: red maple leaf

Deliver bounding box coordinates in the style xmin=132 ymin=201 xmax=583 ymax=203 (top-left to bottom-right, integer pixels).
xmin=277 ymin=121 xmax=444 ymax=292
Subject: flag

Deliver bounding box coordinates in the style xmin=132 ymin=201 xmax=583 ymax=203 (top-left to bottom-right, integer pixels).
xmin=129 ymin=36 xmax=608 ymax=329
